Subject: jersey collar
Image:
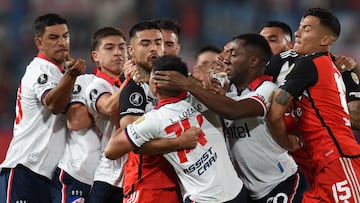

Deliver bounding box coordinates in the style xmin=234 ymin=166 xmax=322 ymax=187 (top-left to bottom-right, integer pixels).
xmin=37 ymin=52 xmax=64 ymax=73
xmin=247 ymin=75 xmax=273 ymax=91
xmin=95 ymin=68 xmax=122 ymax=87
xmin=154 ymin=91 xmax=187 ymax=110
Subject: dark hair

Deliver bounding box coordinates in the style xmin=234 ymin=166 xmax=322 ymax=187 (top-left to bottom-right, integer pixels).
xmin=303 ymin=7 xmax=340 ymax=38
xmin=129 ymin=21 xmax=161 ymax=40
xmin=233 ymin=33 xmax=272 ymax=64
xmin=34 ymin=13 xmax=68 ymax=37
xmin=196 ymin=45 xmax=222 ymax=59
xmin=91 ymin=26 xmax=126 ymax=51
xmin=261 ymin=20 xmax=293 ymax=42
xmin=152 ymin=18 xmax=181 ymax=37
xmin=153 ymin=55 xmax=188 ymax=77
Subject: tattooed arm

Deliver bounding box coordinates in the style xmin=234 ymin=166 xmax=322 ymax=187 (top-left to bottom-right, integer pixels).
xmin=267 ymin=88 xmax=302 ymax=151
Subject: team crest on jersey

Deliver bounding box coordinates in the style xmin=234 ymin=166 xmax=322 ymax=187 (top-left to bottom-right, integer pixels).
xmin=89 ymin=89 xmax=98 ymax=101
xmin=129 ymin=92 xmax=143 ymax=106
xmin=351 ymin=72 xmax=359 ymax=85
xmin=37 ymin=74 xmax=48 ymax=84
xmin=73 ymin=84 xmax=81 ymax=94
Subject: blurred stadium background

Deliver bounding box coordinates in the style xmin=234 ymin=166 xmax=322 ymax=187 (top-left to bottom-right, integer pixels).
xmin=1 ymin=0 xmax=360 ymax=161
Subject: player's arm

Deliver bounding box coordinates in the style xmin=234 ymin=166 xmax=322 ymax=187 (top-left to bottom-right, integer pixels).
xmin=119 ymin=114 xmax=200 ymax=155
xmin=66 ymin=103 xmax=93 ymax=131
xmin=43 ymin=58 xmax=85 ymax=114
xmin=96 ymin=91 xmax=121 ymax=117
xmin=348 ymin=100 xmax=360 ymax=131
xmin=267 ymin=88 xmax=302 ymax=151
xmin=154 ymin=70 xmax=264 ymax=119
xmin=137 ymin=127 xmax=201 ymax=155
xmin=105 ymin=128 xmax=135 ymax=159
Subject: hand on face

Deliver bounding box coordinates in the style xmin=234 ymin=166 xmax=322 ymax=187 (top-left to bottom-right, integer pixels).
xmin=152 ymin=70 xmax=190 ymax=91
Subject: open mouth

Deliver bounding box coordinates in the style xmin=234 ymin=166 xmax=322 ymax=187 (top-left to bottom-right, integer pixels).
xmin=149 ymin=55 xmax=159 ymax=61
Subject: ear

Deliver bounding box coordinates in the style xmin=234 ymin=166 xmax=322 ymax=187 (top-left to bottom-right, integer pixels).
xmin=176 ymin=43 xmax=181 ymax=55
xmin=249 ymin=56 xmax=260 ymax=68
xmin=320 ymin=35 xmax=334 ymax=46
xmin=34 ymin=37 xmax=42 ymax=50
xmin=128 ymin=45 xmax=135 ymax=59
xmin=91 ymin=50 xmax=98 ymax=62
xmin=287 ymin=41 xmax=294 ymax=49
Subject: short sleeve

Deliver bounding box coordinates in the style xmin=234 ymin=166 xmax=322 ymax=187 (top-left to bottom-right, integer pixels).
xmin=119 ymin=80 xmax=147 ymax=118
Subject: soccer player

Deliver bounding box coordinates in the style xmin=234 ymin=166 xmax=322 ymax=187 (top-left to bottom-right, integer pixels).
xmin=85 ymin=26 xmax=128 ymax=203
xmin=267 ymin=8 xmax=360 ymax=202
xmin=105 ymin=55 xmax=247 ymax=203
xmin=118 ymin=21 xmax=183 ymax=203
xmin=50 ymin=74 xmax=100 ymax=203
xmin=259 ymin=20 xmax=294 ymax=55
xmin=152 ymin=18 xmax=181 ymax=56
xmin=152 ymin=33 xmax=308 ymax=202
xmin=0 ymin=13 xmax=85 ymax=203
xmin=195 ymin=44 xmax=222 ymax=67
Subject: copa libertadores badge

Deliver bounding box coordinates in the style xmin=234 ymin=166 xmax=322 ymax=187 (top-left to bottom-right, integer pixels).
xmin=129 ymin=92 xmax=143 ymax=106
xmin=37 ymin=74 xmax=48 ymax=84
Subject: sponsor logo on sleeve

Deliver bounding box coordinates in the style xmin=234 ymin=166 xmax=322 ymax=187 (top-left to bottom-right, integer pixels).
xmin=73 ymin=84 xmax=81 ymax=94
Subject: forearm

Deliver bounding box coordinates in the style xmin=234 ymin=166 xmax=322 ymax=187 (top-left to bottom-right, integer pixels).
xmin=189 ymin=84 xmax=261 ymax=119
xmin=136 ymin=138 xmax=182 ymax=155
xmin=67 ymin=104 xmax=92 ymax=130
xmin=267 ymin=112 xmax=293 ymax=150
xmin=101 ymin=89 xmax=121 ymax=117
xmin=105 ymin=128 xmax=135 ymax=160
xmin=267 ymin=89 xmax=294 ymax=150
xmin=348 ymin=100 xmax=360 ymax=130
xmin=44 ymin=71 xmax=77 ymax=114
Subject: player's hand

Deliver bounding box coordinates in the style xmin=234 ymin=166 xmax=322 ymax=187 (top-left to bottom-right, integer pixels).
xmin=206 ymin=78 xmax=229 ymax=95
xmin=288 ymin=134 xmax=304 ymax=151
xmin=335 ymin=55 xmax=358 ymax=72
xmin=177 ymin=127 xmax=202 ymax=149
xmin=192 ymin=63 xmax=213 ymax=88
xmin=123 ymin=59 xmax=136 ymax=78
xmin=65 ymin=53 xmax=86 ymax=76
xmin=153 ymin=70 xmax=191 ymax=91
xmin=213 ymin=57 xmax=227 ymax=73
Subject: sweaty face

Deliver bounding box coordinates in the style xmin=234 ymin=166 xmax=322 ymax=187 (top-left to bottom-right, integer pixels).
xmin=129 ymin=29 xmax=164 ymax=71
xmin=161 ymin=29 xmax=180 ymax=56
xmin=293 ymin=16 xmax=329 ymax=56
xmin=35 ymin=24 xmax=70 ymax=65
xmin=260 ymin=27 xmax=292 ymax=54
xmin=223 ymin=39 xmax=249 ymax=85
xmin=92 ymin=35 xmax=127 ymax=77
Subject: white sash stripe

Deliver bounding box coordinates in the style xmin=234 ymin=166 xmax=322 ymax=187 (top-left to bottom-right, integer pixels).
xmin=288 ymin=173 xmax=300 ymax=203
xmin=340 ymin=158 xmax=360 ymax=203
xmin=344 ymin=158 xmax=360 ymax=202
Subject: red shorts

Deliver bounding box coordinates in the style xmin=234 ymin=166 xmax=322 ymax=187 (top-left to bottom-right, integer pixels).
xmin=123 ymin=187 xmax=182 ymax=203
xmin=302 ymin=157 xmax=360 ymax=203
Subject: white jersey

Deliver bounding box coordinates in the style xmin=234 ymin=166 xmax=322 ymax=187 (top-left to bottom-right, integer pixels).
xmin=86 ymin=73 xmax=127 ymax=187
xmin=224 ymin=76 xmax=298 ymax=199
xmin=57 ymin=74 xmax=101 ymax=185
xmin=0 ymin=56 xmax=67 ymax=179
xmin=126 ymin=93 xmax=243 ymax=203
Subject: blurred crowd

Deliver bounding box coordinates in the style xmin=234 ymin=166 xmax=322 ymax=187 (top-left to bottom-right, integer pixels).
xmin=0 ymin=0 xmax=359 ymax=129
